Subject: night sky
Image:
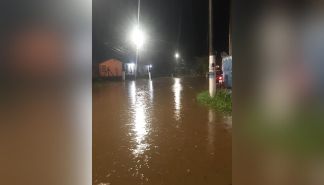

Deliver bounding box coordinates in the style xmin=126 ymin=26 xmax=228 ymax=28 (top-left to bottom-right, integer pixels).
xmin=93 ymin=0 xmax=230 ymax=71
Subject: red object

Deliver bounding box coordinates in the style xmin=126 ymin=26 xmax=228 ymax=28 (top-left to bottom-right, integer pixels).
xmin=215 ymin=69 xmax=223 ymax=84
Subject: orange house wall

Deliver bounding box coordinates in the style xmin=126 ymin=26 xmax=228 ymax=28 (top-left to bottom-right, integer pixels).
xmin=99 ymin=59 xmax=123 ymax=77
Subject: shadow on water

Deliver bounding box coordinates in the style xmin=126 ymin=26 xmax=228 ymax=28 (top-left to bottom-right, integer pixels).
xmin=93 ymin=77 xmax=232 ymax=185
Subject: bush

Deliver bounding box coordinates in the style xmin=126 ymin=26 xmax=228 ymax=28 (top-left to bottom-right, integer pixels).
xmin=197 ymin=90 xmax=232 ymax=113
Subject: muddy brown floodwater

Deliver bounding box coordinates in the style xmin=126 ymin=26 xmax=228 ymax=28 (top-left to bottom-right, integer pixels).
xmin=93 ymin=77 xmax=232 ymax=185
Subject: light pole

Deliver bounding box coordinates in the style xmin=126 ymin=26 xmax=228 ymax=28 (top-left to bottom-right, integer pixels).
xmin=128 ymin=0 xmax=143 ymax=79
xmin=130 ymin=25 xmax=145 ymax=79
xmin=148 ymin=64 xmax=152 ymax=80
xmin=208 ymin=0 xmax=216 ymax=97
xmin=136 ymin=0 xmax=141 ymax=79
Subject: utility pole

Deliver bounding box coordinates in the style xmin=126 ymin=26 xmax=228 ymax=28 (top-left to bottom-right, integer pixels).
xmin=135 ymin=0 xmax=141 ymax=80
xmin=229 ymin=0 xmax=232 ymax=56
xmin=209 ymin=0 xmax=216 ymax=97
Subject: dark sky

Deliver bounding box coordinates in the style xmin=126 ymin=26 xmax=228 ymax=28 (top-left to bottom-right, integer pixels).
xmin=93 ymin=0 xmax=230 ymax=66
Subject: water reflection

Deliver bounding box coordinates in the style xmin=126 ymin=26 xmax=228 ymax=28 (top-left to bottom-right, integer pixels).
xmin=148 ymin=80 xmax=153 ymax=102
xmin=207 ymin=109 xmax=216 ymax=153
xmin=223 ymin=115 xmax=232 ymax=130
xmin=209 ymin=109 xmax=215 ymax=123
xmin=128 ymin=81 xmax=152 ymax=157
xmin=172 ymin=78 xmax=182 ymax=121
xmin=129 ymin=81 xmax=136 ymax=105
xmin=133 ymin=101 xmax=148 ymax=156
xmin=93 ymin=77 xmax=232 ymax=185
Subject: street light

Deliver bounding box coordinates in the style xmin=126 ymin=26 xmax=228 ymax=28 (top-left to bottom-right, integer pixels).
xmin=130 ymin=25 xmax=146 ymax=50
xmin=175 ymin=52 xmax=180 ymax=59
xmin=130 ymin=0 xmax=145 ymax=80
xmin=129 ymin=24 xmax=146 ymax=79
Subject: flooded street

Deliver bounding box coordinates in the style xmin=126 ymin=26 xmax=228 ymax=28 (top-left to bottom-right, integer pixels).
xmin=93 ymin=77 xmax=232 ymax=185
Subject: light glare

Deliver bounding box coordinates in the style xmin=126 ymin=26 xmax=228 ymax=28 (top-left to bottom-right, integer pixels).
xmin=130 ymin=25 xmax=146 ymax=49
xmin=175 ymin=52 xmax=180 ymax=59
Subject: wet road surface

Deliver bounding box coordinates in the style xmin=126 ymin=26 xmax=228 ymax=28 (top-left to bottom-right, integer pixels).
xmin=93 ymin=77 xmax=232 ymax=185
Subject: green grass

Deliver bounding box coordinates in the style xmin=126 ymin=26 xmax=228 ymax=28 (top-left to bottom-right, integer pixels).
xmin=197 ymin=90 xmax=232 ymax=113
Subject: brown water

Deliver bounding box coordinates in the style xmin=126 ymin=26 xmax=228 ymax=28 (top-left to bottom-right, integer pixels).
xmin=93 ymin=77 xmax=232 ymax=185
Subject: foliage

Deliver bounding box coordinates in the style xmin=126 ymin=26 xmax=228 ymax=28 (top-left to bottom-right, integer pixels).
xmin=197 ymin=90 xmax=232 ymax=113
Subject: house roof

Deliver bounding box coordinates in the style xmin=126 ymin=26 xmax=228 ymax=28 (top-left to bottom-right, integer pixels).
xmin=99 ymin=59 xmax=122 ymax=65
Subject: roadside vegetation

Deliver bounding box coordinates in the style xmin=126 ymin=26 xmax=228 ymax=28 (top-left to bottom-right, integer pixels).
xmin=197 ymin=90 xmax=232 ymax=113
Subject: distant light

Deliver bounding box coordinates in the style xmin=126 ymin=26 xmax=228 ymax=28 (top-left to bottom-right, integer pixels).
xmin=175 ymin=52 xmax=180 ymax=59
xmin=127 ymin=63 xmax=135 ymax=70
xmin=128 ymin=63 xmax=135 ymax=67
xmin=146 ymin=64 xmax=152 ymax=69
xmin=130 ymin=25 xmax=146 ymax=50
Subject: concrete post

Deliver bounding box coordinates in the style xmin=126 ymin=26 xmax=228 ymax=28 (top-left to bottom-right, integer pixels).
xmin=209 ymin=0 xmax=216 ymax=97
xmin=209 ymin=55 xmax=216 ymax=97
xmin=122 ymin=71 xmax=126 ymax=81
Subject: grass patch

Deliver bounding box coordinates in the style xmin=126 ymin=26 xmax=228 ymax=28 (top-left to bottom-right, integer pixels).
xmin=197 ymin=90 xmax=232 ymax=113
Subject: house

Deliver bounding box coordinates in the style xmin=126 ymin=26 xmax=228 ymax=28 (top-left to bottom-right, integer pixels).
xmin=125 ymin=63 xmax=152 ymax=77
xmin=99 ymin=59 xmax=123 ymax=78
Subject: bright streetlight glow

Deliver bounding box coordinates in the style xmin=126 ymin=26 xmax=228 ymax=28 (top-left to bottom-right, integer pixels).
xmin=175 ymin=52 xmax=180 ymax=59
xmin=130 ymin=25 xmax=146 ymax=50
